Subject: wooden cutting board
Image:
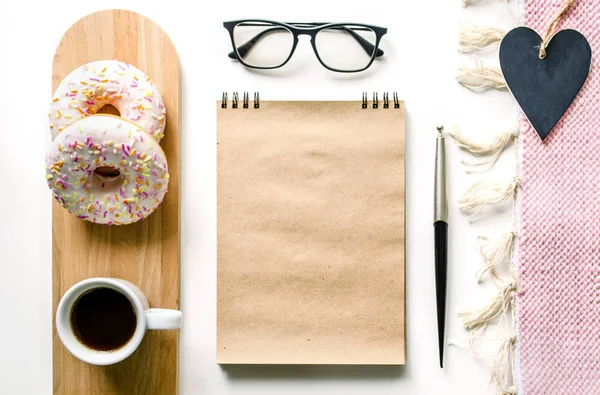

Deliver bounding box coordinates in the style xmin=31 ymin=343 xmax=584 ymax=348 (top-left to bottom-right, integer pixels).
xmin=51 ymin=10 xmax=180 ymax=395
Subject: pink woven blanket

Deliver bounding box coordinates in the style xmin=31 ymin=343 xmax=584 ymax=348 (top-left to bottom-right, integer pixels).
xmin=516 ymin=1 xmax=600 ymax=393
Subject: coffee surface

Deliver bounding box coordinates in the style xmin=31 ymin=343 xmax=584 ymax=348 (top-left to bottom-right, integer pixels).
xmin=70 ymin=287 xmax=137 ymax=351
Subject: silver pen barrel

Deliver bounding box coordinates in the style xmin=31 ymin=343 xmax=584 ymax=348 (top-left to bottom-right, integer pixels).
xmin=434 ymin=126 xmax=448 ymax=223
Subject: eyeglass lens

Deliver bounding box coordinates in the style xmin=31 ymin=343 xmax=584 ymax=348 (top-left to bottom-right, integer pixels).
xmin=232 ymin=22 xmax=294 ymax=68
xmin=315 ymin=25 xmax=377 ymax=71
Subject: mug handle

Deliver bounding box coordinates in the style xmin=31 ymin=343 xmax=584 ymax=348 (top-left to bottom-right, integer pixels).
xmin=145 ymin=309 xmax=183 ymax=330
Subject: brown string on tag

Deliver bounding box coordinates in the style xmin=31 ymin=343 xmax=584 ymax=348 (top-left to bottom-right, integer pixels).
xmin=539 ymin=0 xmax=576 ymax=59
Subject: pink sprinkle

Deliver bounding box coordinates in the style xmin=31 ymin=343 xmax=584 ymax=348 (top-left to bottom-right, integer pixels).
xmin=131 ymin=114 xmax=141 ymax=121
xmin=131 ymin=81 xmax=138 ymax=88
xmin=152 ymin=170 xmax=158 ymax=176
xmin=140 ymin=135 xmax=144 ymax=142
xmin=120 ymin=188 xmax=125 ymax=197
xmin=103 ymin=211 xmax=107 ymax=218
xmin=74 ymin=157 xmax=79 ymax=162
xmin=144 ymin=97 xmax=152 ymax=102
xmin=119 ymin=64 xmax=126 ymax=70
xmin=86 ymin=100 xmax=94 ymax=106
xmin=152 ymin=153 xmax=157 ymax=161
xmin=90 ymin=77 xmax=100 ymax=82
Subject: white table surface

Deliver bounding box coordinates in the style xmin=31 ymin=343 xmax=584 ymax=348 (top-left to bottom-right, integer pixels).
xmin=0 ymin=0 xmax=520 ymax=393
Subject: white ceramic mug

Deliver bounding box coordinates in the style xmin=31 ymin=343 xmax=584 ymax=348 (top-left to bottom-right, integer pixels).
xmin=56 ymin=277 xmax=182 ymax=365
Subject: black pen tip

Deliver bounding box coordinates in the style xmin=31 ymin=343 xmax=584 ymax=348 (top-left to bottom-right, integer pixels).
xmin=438 ymin=330 xmax=445 ymax=368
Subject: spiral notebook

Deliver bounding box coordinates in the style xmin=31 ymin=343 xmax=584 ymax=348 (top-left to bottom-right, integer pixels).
xmin=217 ymin=93 xmax=405 ymax=365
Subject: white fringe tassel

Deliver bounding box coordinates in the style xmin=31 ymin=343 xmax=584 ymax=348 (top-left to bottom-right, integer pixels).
xmin=459 ymin=178 xmax=519 ymax=214
xmin=456 ymin=61 xmax=507 ymax=92
xmin=477 ymin=232 xmax=517 ymax=282
xmin=502 ymin=386 xmax=518 ymax=395
xmin=448 ymin=125 xmax=518 ymax=171
xmin=490 ymin=335 xmax=516 ymax=392
xmin=463 ymin=0 xmax=509 ymax=8
xmin=459 ymin=20 xmax=507 ymax=52
xmin=458 ymin=281 xmax=516 ymax=332
xmin=455 ymin=15 xmax=518 ymax=389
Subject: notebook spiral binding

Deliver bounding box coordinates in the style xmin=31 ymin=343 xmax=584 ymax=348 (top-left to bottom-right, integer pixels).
xmin=222 ymin=92 xmax=260 ymax=109
xmin=223 ymin=92 xmax=397 ymax=109
xmin=362 ymin=92 xmax=399 ymax=109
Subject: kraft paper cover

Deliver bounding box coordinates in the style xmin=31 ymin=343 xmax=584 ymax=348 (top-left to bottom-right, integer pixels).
xmin=217 ymin=101 xmax=405 ymax=365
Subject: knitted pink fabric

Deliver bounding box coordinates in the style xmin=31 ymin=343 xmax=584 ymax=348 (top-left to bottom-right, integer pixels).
xmin=516 ymin=1 xmax=600 ymax=394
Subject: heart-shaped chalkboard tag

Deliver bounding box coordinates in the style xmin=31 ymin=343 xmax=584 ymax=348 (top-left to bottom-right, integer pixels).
xmin=499 ymin=27 xmax=591 ymax=141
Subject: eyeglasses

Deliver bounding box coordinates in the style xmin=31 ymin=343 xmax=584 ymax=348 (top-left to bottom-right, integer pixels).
xmin=223 ymin=20 xmax=388 ymax=73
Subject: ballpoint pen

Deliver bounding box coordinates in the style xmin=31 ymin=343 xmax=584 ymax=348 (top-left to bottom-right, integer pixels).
xmin=434 ymin=125 xmax=448 ymax=368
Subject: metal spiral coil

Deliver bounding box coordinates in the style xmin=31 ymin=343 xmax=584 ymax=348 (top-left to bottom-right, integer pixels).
xmin=224 ymin=92 xmax=398 ymax=110
xmin=361 ymin=92 xmax=400 ymax=109
xmin=221 ymin=92 xmax=260 ymax=109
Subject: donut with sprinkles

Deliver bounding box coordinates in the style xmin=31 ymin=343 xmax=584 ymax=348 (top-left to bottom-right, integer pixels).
xmin=49 ymin=60 xmax=166 ymax=142
xmin=45 ymin=114 xmax=169 ymax=225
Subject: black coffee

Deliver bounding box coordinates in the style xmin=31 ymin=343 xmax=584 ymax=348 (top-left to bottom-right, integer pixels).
xmin=70 ymin=287 xmax=137 ymax=351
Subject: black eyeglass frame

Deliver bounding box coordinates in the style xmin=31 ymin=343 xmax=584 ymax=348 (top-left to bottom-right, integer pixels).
xmin=223 ymin=20 xmax=388 ymax=73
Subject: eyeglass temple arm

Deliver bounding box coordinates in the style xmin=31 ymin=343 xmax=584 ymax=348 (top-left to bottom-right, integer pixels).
xmin=337 ymin=26 xmax=384 ymax=57
xmin=228 ymin=25 xmax=384 ymax=60
xmin=228 ymin=27 xmax=284 ymax=59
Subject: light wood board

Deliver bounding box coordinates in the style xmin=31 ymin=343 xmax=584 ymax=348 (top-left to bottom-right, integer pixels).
xmin=51 ymin=10 xmax=180 ymax=395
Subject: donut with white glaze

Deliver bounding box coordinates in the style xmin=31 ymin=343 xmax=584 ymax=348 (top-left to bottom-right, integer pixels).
xmin=45 ymin=114 xmax=169 ymax=225
xmin=49 ymin=60 xmax=166 ymax=142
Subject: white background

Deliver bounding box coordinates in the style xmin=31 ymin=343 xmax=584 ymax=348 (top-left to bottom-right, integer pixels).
xmin=0 ymin=0 xmax=519 ymax=394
